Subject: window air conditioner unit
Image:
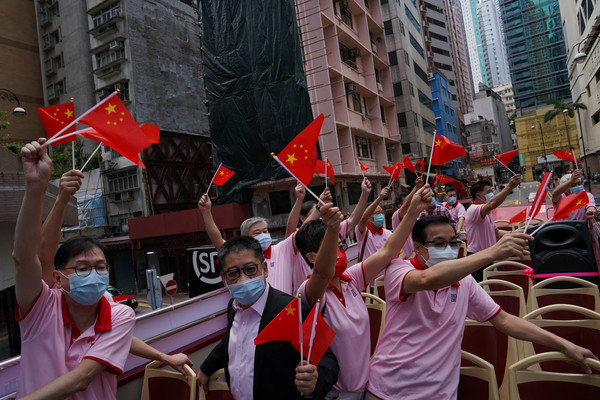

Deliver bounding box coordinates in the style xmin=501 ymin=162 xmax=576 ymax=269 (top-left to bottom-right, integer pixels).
xmin=114 ymin=82 xmax=125 ymax=91
xmin=109 ymin=40 xmax=122 ymax=50
xmin=347 ymin=83 xmax=358 ymax=93
xmin=97 ymin=89 xmax=109 ymax=97
xmin=120 ymin=191 xmax=134 ymax=201
xmin=377 ymin=82 xmax=383 ymax=91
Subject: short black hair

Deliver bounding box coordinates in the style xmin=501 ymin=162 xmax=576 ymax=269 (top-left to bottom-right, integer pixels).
xmin=300 ymin=201 xmax=316 ymax=217
xmin=412 ymin=215 xmax=455 ymax=244
xmin=445 ymin=187 xmax=458 ymax=196
xmin=470 ymin=180 xmax=491 ymax=200
xmin=54 ymin=236 xmax=108 ymax=270
xmin=217 ymin=236 xmax=264 ymax=272
xmin=295 ymin=220 xmax=327 ymax=268
xmin=395 ymin=194 xmax=406 ymax=208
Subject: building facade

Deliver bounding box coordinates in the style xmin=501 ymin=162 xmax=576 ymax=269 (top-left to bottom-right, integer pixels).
xmin=460 ymin=0 xmax=488 ymax=91
xmin=477 ymin=0 xmax=511 ymax=88
xmin=464 ymin=84 xmax=512 ymax=153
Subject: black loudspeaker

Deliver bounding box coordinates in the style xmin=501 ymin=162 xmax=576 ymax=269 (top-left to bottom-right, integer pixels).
xmin=528 ymin=220 xmax=600 ymax=288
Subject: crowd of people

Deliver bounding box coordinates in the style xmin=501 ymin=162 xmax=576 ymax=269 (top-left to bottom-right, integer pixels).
xmin=12 ymin=137 xmax=599 ymax=399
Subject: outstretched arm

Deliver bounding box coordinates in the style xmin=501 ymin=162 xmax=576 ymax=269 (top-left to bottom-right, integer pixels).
xmin=13 ymin=138 xmax=52 ymax=312
xmin=551 ymin=170 xmax=581 ymax=203
xmin=344 ymin=177 xmax=372 ymax=234
xmin=198 ymin=194 xmax=226 ymax=250
xmin=490 ymin=310 xmax=598 ymax=374
xmin=285 ymin=182 xmax=305 ymax=238
xmin=362 ymin=185 xmax=432 ymax=283
xmin=481 ymin=174 xmax=522 ymax=216
xmin=357 ymin=187 xmax=390 ymax=233
xmin=396 ymin=176 xmax=423 ymax=221
xmin=303 ymin=204 xmax=344 ymax=307
xmin=40 ymin=169 xmax=84 ymax=286
xmin=402 ymin=232 xmax=532 ymax=293
xmin=130 ymin=337 xmax=193 ymax=375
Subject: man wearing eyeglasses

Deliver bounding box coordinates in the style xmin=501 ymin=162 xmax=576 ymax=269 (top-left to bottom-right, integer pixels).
xmin=198 ymin=228 xmax=340 ymax=400
xmin=365 ymin=215 xmax=597 ymax=400
xmin=13 ymin=139 xmax=136 ymax=400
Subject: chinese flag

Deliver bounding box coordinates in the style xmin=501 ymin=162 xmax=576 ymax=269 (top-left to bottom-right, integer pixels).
xmin=528 ymin=172 xmax=552 ymax=220
xmin=494 ymin=149 xmax=518 ymax=166
xmin=293 ymin=304 xmax=336 ymax=365
xmin=37 ymin=102 xmax=76 ymax=145
xmin=140 ymin=123 xmax=161 ymax=144
xmin=509 ymin=208 xmax=528 ymax=224
xmin=78 ymin=93 xmax=151 ymax=166
xmin=448 ymin=180 xmax=466 ymax=198
xmin=383 ymin=161 xmax=402 ymax=182
xmin=438 ymin=175 xmax=452 ymax=185
xmin=212 ymin=164 xmax=235 ymax=186
xmin=254 ymin=298 xmax=300 ymax=345
xmin=553 ymin=191 xmax=589 ymax=220
xmin=416 ymin=159 xmax=425 ymax=173
xmin=403 ymin=156 xmax=415 ymax=173
xmin=430 ymin=136 xmax=466 ymax=165
xmin=315 ymin=159 xmax=334 ymax=185
xmin=358 ymin=160 xmax=370 ymax=172
xmin=553 ymin=150 xmax=576 ymax=163
xmin=276 ymin=114 xmax=323 ymax=186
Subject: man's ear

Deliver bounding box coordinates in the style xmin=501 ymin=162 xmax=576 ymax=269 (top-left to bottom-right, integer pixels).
xmin=262 ymin=260 xmax=268 ymax=279
xmin=53 ymin=270 xmax=63 ymax=289
xmin=306 ymin=252 xmax=317 ymax=266
xmin=220 ymin=272 xmax=227 ymax=286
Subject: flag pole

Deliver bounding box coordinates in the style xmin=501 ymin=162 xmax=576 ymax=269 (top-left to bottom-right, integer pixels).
xmin=71 ymin=141 xmax=76 ymax=170
xmin=572 ymin=149 xmax=579 ymax=170
xmin=494 ymin=156 xmax=517 ymax=175
xmin=298 ymin=295 xmax=304 ymax=364
xmin=205 ymin=163 xmax=222 ymax=195
xmin=272 ymin=153 xmax=326 ymax=205
xmin=306 ymin=299 xmax=320 ymax=365
xmin=530 ymin=218 xmax=552 ymax=236
xmin=355 ymin=157 xmax=365 ymax=179
xmin=80 ymin=142 xmax=103 ymax=172
xmin=324 ymin=157 xmax=328 ymax=189
xmin=523 ymin=172 xmax=552 ymax=231
xmin=425 ymin=132 xmax=437 ymax=185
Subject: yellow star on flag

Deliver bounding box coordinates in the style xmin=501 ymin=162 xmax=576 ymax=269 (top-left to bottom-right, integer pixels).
xmin=576 ymin=199 xmax=583 ymax=206
xmin=104 ymin=103 xmax=117 ymax=115
xmin=287 ymin=153 xmax=298 ymax=165
xmin=285 ymin=304 xmax=296 ymax=316
xmin=64 ymin=109 xmax=74 ymax=118
xmin=435 ymin=139 xmax=442 ymax=146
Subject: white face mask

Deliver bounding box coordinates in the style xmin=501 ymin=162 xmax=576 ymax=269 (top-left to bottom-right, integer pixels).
xmin=425 ymin=245 xmax=459 ymax=267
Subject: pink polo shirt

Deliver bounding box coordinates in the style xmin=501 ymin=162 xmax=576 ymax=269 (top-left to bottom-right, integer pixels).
xmin=355 ymin=225 xmax=392 ymax=262
xmin=16 ymin=282 xmax=135 ymax=399
xmin=553 ymin=192 xmax=595 ymax=220
xmin=391 ymin=210 xmax=414 ymax=258
xmin=228 ymin=284 xmax=270 ymax=400
xmin=266 ymin=234 xmax=310 ymax=295
xmin=443 ymin=201 xmax=467 ymax=228
xmin=367 ymin=259 xmax=500 ymax=400
xmin=298 ymin=263 xmax=370 ymax=393
xmin=465 ymin=203 xmax=497 ymax=253
xmin=339 ymin=219 xmax=350 ymax=240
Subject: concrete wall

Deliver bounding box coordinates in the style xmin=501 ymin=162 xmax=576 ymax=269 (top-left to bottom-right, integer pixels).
xmin=0 ymin=223 xmax=16 ymax=292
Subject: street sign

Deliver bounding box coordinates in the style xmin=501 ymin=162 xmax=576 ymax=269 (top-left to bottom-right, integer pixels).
xmin=165 ymin=279 xmax=178 ymax=296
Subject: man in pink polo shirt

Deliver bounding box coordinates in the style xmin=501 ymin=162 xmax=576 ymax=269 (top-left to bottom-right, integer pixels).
xmin=366 ymin=215 xmax=597 ymax=400
xmin=442 ymin=187 xmax=466 ymax=234
xmin=465 ymin=174 xmax=521 ymax=281
xmin=552 ymin=170 xmax=597 ymax=220
xmin=296 ymin=186 xmax=432 ymax=399
xmin=13 ymin=139 xmax=135 ymax=400
xmin=355 ymin=187 xmax=391 ymax=262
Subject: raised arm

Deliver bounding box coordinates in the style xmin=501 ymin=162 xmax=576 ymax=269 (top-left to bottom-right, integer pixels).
xmin=402 ymin=232 xmax=532 ymax=293
xmin=357 ymin=186 xmax=390 ymax=233
xmin=302 ymin=187 xmax=334 ymax=225
xmin=551 ymin=170 xmax=581 ymax=203
xmin=396 ymin=176 xmax=423 ymax=221
xmin=40 ymin=169 xmax=84 ymax=286
xmin=13 ymin=139 xmax=52 ymax=312
xmin=344 ymin=177 xmax=372 ymax=234
xmin=481 ymin=174 xmax=522 ymax=216
xmin=129 ymin=337 xmax=193 ymax=375
xmin=198 ymin=194 xmax=226 ymax=250
xmin=285 ymin=182 xmax=305 ymax=238
xmin=303 ymin=204 xmax=344 ymax=307
xmin=362 ymin=185 xmax=432 ymax=283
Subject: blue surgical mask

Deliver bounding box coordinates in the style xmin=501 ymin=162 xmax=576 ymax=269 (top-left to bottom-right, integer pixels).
xmin=425 ymin=245 xmax=459 ymax=267
xmin=226 ymin=274 xmax=266 ymax=305
xmin=485 ymin=192 xmax=495 ymax=203
xmin=447 ymin=196 xmax=457 ymax=205
xmin=254 ymin=233 xmax=272 ymax=251
xmin=373 ymin=214 xmax=385 ymax=228
xmin=61 ymin=271 xmax=109 ymax=306
xmin=570 ymin=185 xmax=584 ymax=194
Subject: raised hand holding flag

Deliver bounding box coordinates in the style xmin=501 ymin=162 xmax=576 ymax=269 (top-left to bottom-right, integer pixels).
xmin=382 ymin=161 xmax=402 ymax=187
xmin=315 ymin=158 xmax=335 ymax=185
xmin=205 ymin=163 xmax=235 ymax=194
xmin=37 ymin=102 xmax=76 ymax=145
xmin=494 ymin=149 xmax=519 ymax=175
xmin=254 ymin=297 xmax=301 ymax=346
xmin=425 ymin=132 xmax=466 ymax=184
xmin=294 ymin=300 xmax=336 ymax=365
xmin=523 ymin=172 xmax=552 ymax=231
xmin=530 ymin=190 xmax=590 ymax=235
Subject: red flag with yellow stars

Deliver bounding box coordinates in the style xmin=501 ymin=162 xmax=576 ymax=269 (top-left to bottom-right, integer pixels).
xmin=37 ymin=102 xmax=76 ymax=145
xmin=315 ymin=159 xmax=334 ymax=185
xmin=382 ymin=161 xmax=402 ymax=182
xmin=430 ymin=135 xmax=466 ymax=165
xmin=509 ymin=208 xmax=528 ymax=224
xmin=403 ymin=156 xmax=415 ymax=173
xmin=275 ymin=114 xmax=323 ymax=186
xmin=494 ymin=149 xmax=519 ymax=167
xmin=254 ymin=298 xmax=301 ymax=345
xmin=415 ymin=159 xmax=425 ymax=173
xmin=358 ymin=160 xmax=370 ymax=172
xmin=293 ymin=303 xmax=336 ymax=365
xmin=553 ymin=191 xmax=589 ymax=220
xmin=212 ymin=164 xmax=235 ymax=186
xmin=552 ymin=150 xmax=577 ymax=163
xmin=78 ymin=93 xmax=151 ymax=167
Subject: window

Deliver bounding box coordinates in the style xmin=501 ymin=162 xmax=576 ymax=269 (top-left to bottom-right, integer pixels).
xmin=107 ymin=169 xmax=139 ymax=193
xmin=393 ymin=82 xmax=403 ymax=97
xmin=418 ymin=90 xmax=432 ymax=109
xmin=422 ymin=118 xmax=435 ymax=134
xmin=380 ymin=106 xmax=386 ymax=123
xmin=384 ymin=20 xmax=393 ymax=35
xmin=386 ymin=145 xmax=393 ymax=162
xmin=92 ymin=3 xmax=122 ymax=28
xmin=96 ymin=41 xmax=126 ymax=68
xmin=356 ymin=136 xmax=373 ymax=159
xmin=402 ymin=143 xmax=411 ymax=154
xmin=398 ymin=112 xmax=407 ymax=127
xmin=50 ymin=29 xmax=61 ymax=45
xmin=414 ymin=113 xmax=419 ymax=126
xmin=404 ymin=51 xmax=410 ymax=65
xmin=405 ymin=6 xmax=421 ymax=33
xmin=409 ymin=83 xmax=415 ymax=96
xmin=340 ymin=43 xmax=358 ymax=69
xmin=414 ymin=63 xmax=428 ymax=83
xmin=269 ymin=190 xmax=292 ymax=215
xmin=409 ymin=34 xmax=424 ymax=58
xmin=351 ymin=92 xmax=362 ymax=113
xmin=388 ymin=51 xmax=398 ymax=66
xmin=340 ymin=4 xmax=353 ymax=28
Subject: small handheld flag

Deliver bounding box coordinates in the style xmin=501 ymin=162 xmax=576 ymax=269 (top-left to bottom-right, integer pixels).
xmin=37 ymin=102 xmax=76 ymax=145
xmin=530 ymin=191 xmax=590 ymax=235
xmin=315 ymin=158 xmax=335 ymax=185
xmin=494 ymin=149 xmax=519 ymax=175
xmin=205 ymin=163 xmax=235 ymax=194
xmin=403 ymin=156 xmax=415 ymax=174
xmin=383 ymin=161 xmax=402 ymax=187
xmin=523 ymin=172 xmax=552 ymax=231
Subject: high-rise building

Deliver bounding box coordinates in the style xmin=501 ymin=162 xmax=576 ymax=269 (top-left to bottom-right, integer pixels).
xmin=460 ymin=0 xmax=488 ymax=92
xmin=380 ymin=0 xmax=437 ymax=163
xmin=499 ymin=0 xmax=571 ymax=115
xmin=477 ymin=0 xmax=510 ymax=88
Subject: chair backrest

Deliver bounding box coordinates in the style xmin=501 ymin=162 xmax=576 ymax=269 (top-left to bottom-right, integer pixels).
xmin=483 ymin=261 xmax=532 ymax=302
xmin=508 ymin=352 xmax=600 ymax=400
xmin=521 ymin=304 xmax=600 ymax=369
xmin=198 ymin=368 xmax=235 ymax=400
xmin=141 ymin=360 xmax=196 ymax=400
xmin=458 ymin=239 xmax=467 ymax=259
xmin=530 ymin=276 xmax=600 ymax=313
xmin=496 ymin=219 xmax=514 ymax=232
xmin=361 ymin=292 xmax=386 ymax=357
xmin=461 ymin=319 xmax=519 ymax=399
xmin=373 ymin=274 xmax=385 ymax=301
xmin=480 ymin=279 xmax=527 ymax=317
xmin=458 ymin=350 xmax=500 ymax=400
